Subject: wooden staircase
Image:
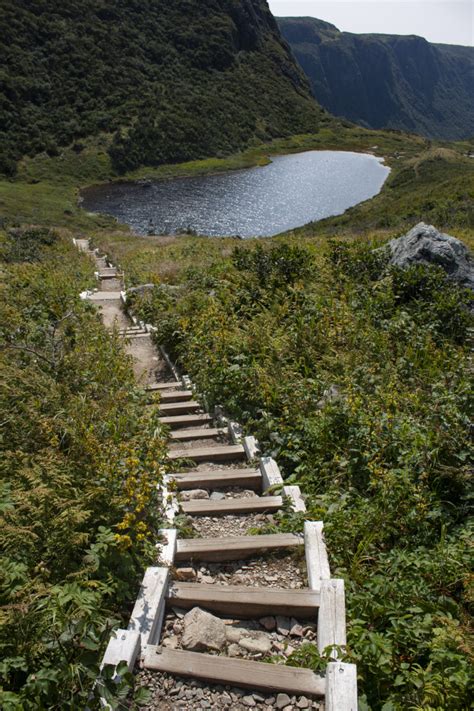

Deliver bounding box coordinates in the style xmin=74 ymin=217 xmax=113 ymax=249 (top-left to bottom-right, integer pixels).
xmin=77 ymin=238 xmax=358 ymax=711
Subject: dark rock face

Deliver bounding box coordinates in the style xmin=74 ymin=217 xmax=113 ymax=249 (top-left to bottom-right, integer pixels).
xmin=278 ymin=16 xmax=474 ymax=140
xmin=388 ymin=223 xmax=474 ymax=289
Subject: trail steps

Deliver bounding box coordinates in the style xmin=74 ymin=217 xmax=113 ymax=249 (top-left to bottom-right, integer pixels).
xmin=76 ymin=238 xmax=358 ymax=710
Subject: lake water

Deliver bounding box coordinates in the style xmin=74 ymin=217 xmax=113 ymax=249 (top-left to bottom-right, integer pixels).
xmin=81 ymin=150 xmax=390 ymax=237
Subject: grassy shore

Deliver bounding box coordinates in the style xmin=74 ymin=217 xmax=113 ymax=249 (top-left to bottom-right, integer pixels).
xmin=2 ymin=122 xmax=472 ymax=235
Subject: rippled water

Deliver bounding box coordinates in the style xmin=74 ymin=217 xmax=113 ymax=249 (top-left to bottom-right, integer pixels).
xmin=82 ymin=150 xmax=389 ymax=237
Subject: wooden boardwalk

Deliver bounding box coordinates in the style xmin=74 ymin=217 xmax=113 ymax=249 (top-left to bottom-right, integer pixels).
xmin=75 ymin=238 xmax=358 ymax=710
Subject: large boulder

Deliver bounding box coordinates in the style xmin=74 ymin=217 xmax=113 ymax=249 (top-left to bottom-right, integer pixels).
xmin=387 ymin=223 xmax=474 ymax=289
xmin=181 ymin=607 xmax=226 ymax=652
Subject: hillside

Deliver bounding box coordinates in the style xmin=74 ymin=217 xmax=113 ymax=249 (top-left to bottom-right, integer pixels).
xmin=0 ymin=0 xmax=323 ymax=176
xmin=278 ymin=16 xmax=474 ymax=141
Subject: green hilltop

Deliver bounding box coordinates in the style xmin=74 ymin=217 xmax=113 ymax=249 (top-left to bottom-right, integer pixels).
xmin=0 ymin=0 xmax=323 ymax=176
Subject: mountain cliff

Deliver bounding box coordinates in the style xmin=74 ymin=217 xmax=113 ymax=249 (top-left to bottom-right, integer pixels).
xmin=0 ymin=1 xmax=323 ymax=175
xmin=278 ymin=16 xmax=474 ymax=141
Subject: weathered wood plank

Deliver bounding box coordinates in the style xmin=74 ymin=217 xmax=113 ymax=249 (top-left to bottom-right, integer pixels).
xmin=157 ymin=528 xmax=177 ymax=566
xmin=168 ymin=444 xmax=245 ymax=463
xmin=143 ymin=647 xmax=325 ymax=697
xmin=167 ymin=583 xmax=320 ymax=617
xmin=318 ymin=579 xmax=347 ymax=659
xmin=170 ymin=427 xmax=224 ymax=441
xmin=159 ymin=413 xmax=213 ymax=428
xmin=284 ymin=485 xmax=306 ymax=513
xmin=101 ymin=628 xmax=140 ymax=671
xmin=180 ymin=495 xmax=282 ymax=516
xmin=228 ymin=421 xmax=243 ymax=444
xmin=326 ymin=662 xmax=358 ymax=711
xmin=176 ymin=532 xmax=304 ymax=562
xmin=160 ymin=390 xmax=193 ymax=404
xmin=146 ymin=381 xmax=181 ymax=391
xmin=171 ymin=468 xmax=262 ymax=491
xmin=243 ymin=435 xmax=260 ymax=460
xmin=260 ymin=457 xmax=284 ymax=490
xmin=128 ymin=567 xmax=169 ymax=646
xmin=159 ymin=401 xmax=202 ymax=416
xmin=304 ymin=521 xmax=331 ymax=588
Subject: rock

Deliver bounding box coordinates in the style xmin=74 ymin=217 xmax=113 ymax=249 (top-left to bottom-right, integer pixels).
xmin=276 ymin=693 xmax=292 ymax=709
xmin=242 ymin=695 xmax=257 ymax=707
xmin=226 ymin=627 xmax=243 ymax=643
xmin=259 ymin=616 xmax=276 ymax=631
xmin=210 ymin=492 xmax=226 ymax=501
xmin=238 ymin=634 xmax=271 ymax=654
xmin=181 ymin=489 xmax=209 ymax=501
xmin=181 ymin=607 xmax=226 ymax=652
xmin=386 ymin=222 xmax=474 ymax=289
xmin=276 ymin=615 xmax=291 ymax=636
xmin=198 ymin=574 xmax=215 ymax=584
xmin=297 ymin=697 xmax=310 ymax=709
xmin=162 ymin=636 xmax=179 ymax=649
xmin=290 ymin=618 xmax=304 ymax=637
xmin=227 ymin=643 xmax=242 ymax=657
xmin=174 ymin=567 xmax=196 ymax=581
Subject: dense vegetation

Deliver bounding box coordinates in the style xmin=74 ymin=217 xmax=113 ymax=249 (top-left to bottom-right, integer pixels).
xmin=0 ymin=228 xmax=167 ymax=708
xmin=278 ymin=16 xmax=474 ymax=141
xmin=0 ymin=0 xmax=323 ymax=176
xmin=98 ymin=229 xmax=473 ymax=709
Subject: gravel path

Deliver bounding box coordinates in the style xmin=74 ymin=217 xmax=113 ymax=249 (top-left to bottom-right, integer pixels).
xmin=137 ymin=670 xmax=324 ymax=710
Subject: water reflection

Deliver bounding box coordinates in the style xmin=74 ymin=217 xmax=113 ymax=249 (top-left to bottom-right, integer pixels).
xmin=82 ymin=150 xmax=389 ymax=237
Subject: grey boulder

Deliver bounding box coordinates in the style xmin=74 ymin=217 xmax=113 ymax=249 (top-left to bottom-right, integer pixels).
xmin=181 ymin=607 xmax=226 ymax=652
xmin=387 ymin=222 xmax=474 ymax=289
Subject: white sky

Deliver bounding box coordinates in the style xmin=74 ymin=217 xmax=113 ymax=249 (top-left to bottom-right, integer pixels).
xmin=268 ymin=0 xmax=474 ymax=46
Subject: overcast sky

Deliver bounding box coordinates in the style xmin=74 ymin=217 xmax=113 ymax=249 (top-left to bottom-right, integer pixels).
xmin=268 ymin=1 xmax=474 ymax=46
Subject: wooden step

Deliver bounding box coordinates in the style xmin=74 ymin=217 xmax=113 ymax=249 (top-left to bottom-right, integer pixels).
xmin=159 ymin=413 xmax=213 ymax=428
xmin=170 ymin=427 xmax=224 ymax=442
xmin=143 ymin=648 xmax=325 ymax=698
xmin=168 ymin=444 xmax=245 ymax=464
xmin=159 ymin=401 xmax=202 ymax=416
xmin=167 ymin=583 xmax=319 ymax=617
xmin=171 ymin=468 xmax=261 ymax=491
xmin=147 ymin=382 xmax=180 ymax=392
xmin=121 ymin=329 xmax=147 ymax=336
xmin=160 ymin=390 xmax=193 ymax=404
xmin=175 ymin=533 xmax=303 ymax=562
xmin=180 ymin=495 xmax=282 ymax=516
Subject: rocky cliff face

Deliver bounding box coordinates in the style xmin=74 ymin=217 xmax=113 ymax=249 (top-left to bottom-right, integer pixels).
xmin=0 ymin=1 xmax=323 ymax=175
xmin=278 ymin=17 xmax=474 ymax=140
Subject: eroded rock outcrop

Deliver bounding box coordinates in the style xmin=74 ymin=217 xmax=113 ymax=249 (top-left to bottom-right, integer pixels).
xmin=387 ymin=222 xmax=474 ymax=289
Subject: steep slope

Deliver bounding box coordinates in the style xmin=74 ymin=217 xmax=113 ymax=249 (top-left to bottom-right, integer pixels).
xmin=278 ymin=16 xmax=474 ymax=141
xmin=0 ymin=0 xmax=323 ymax=175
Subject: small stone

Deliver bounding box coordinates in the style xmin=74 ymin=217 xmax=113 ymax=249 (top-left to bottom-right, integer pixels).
xmin=297 ymin=697 xmax=310 ymax=709
xmin=175 ymin=567 xmax=196 ymax=581
xmin=198 ymin=574 xmax=215 ymax=584
xmin=227 ymin=643 xmax=242 ymax=657
xmin=226 ymin=627 xmax=243 ymax=643
xmin=162 ymin=636 xmax=179 ymax=649
xmin=276 ymin=694 xmax=292 ymax=709
xmin=239 ymin=635 xmax=271 ymax=654
xmin=210 ymin=492 xmax=226 ymax=501
xmin=181 ymin=489 xmax=209 ymax=501
xmin=242 ymin=695 xmax=256 ymax=707
xmin=276 ymin=616 xmax=290 ymax=636
xmin=290 ymin=618 xmax=304 ymax=636
xmin=259 ymin=616 xmax=276 ymax=631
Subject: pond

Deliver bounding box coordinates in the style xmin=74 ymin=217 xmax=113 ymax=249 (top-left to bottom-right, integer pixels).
xmin=81 ymin=150 xmax=390 ymax=237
